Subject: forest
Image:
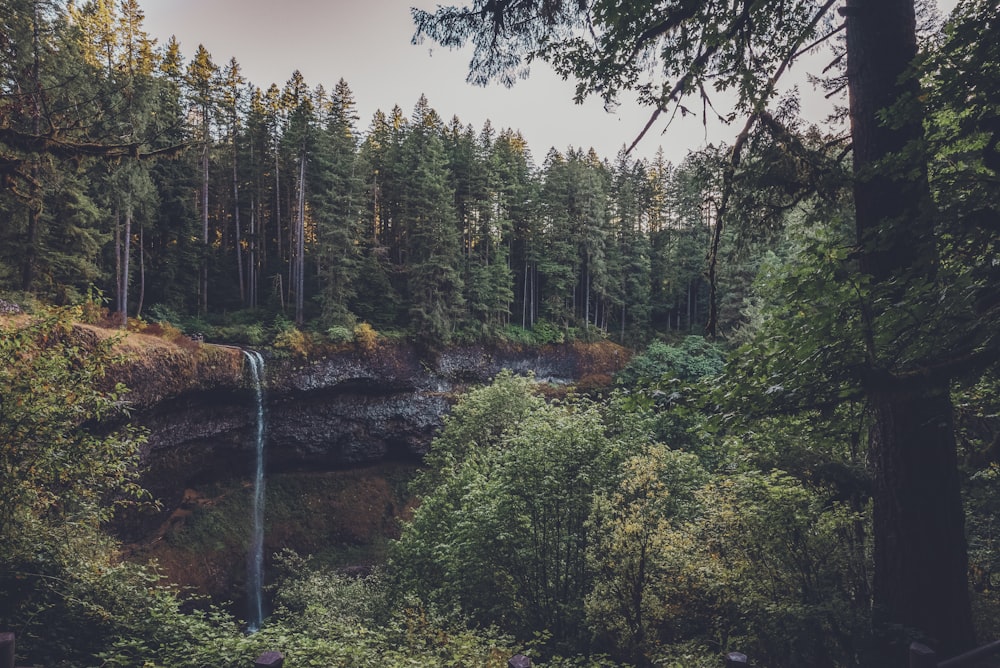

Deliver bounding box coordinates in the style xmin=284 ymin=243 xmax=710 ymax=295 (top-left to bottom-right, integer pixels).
xmin=1 ymin=0 xmax=999 ymax=666
xmin=0 ymin=0 xmax=737 ymax=346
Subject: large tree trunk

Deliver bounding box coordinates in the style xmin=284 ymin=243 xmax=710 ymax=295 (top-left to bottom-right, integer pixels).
xmin=137 ymin=225 xmax=144 ymax=317
xmin=869 ymin=381 xmax=973 ymax=657
xmin=844 ymin=0 xmax=974 ymax=659
xmin=121 ymin=203 xmax=131 ymax=324
xmin=200 ymin=134 xmax=209 ymax=315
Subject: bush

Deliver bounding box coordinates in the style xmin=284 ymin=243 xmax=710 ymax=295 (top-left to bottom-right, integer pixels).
xmin=126 ymin=316 xmax=148 ymax=333
xmin=326 ymin=325 xmax=354 ymax=344
xmin=616 ymin=336 xmax=725 ymax=387
xmin=245 ymin=323 xmax=266 ymax=346
xmin=502 ymin=325 xmax=535 ymax=345
xmin=354 ymin=322 xmax=378 ymax=352
xmin=273 ymin=327 xmax=310 ymax=356
xmin=146 ymin=303 xmax=182 ymax=326
xmin=530 ymin=320 xmax=564 ymax=345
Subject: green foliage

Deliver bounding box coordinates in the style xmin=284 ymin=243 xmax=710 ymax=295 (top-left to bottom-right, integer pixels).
xmin=94 ymin=552 xmax=521 ymax=668
xmin=502 ymin=324 xmax=537 ymax=344
xmin=419 ymin=369 xmax=546 ymax=475
xmin=0 ymin=307 xmax=145 ymax=541
xmin=530 ymin=319 xmax=565 ymax=344
xmin=326 ymin=324 xmax=354 ymax=344
xmin=393 ymin=372 xmax=638 ymax=652
xmin=146 ymin=302 xmax=182 ymax=326
xmin=0 ymin=0 xmax=765 ymax=343
xmin=684 ymin=471 xmax=870 ymax=665
xmin=586 ymin=444 xmax=708 ymax=662
xmin=0 ymin=307 xmax=149 ymax=663
xmin=616 ymin=336 xmax=725 ymax=387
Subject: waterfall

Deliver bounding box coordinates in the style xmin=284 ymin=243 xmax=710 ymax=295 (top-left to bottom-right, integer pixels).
xmin=243 ymin=350 xmax=266 ymax=633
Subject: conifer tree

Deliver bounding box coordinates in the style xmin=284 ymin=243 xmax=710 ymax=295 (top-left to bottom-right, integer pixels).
xmin=537 ymin=149 xmax=577 ymax=327
xmin=493 ymin=129 xmax=540 ymax=330
xmin=281 ymin=70 xmax=315 ymax=324
xmin=312 ymin=78 xmax=362 ymax=325
xmin=185 ymin=44 xmax=218 ymax=314
xmin=401 ymin=96 xmax=464 ymax=341
xmin=352 ymin=109 xmax=403 ymax=327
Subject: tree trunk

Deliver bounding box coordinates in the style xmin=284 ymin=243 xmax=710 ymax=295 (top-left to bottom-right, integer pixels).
xmin=274 ymin=145 xmax=282 ymax=264
xmin=844 ymin=0 xmax=974 ymax=659
xmin=121 ymin=204 xmax=132 ymax=324
xmin=114 ymin=209 xmax=121 ymax=316
xmin=870 ymin=381 xmax=972 ymax=658
xmin=137 ymin=224 xmax=145 ymax=317
xmin=233 ymin=135 xmax=245 ymax=304
xmin=249 ymin=200 xmax=257 ymax=308
xmin=200 ymin=133 xmax=210 ymax=314
xmin=294 ymin=151 xmax=306 ymax=325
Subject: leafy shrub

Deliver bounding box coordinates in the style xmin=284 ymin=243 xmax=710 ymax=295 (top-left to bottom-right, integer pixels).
xmin=616 ymin=336 xmax=725 ymax=387
xmin=80 ymin=287 xmax=110 ymax=325
xmin=272 ymin=314 xmax=295 ymax=333
xmin=579 ymin=324 xmax=607 ymax=343
xmin=326 ymin=325 xmax=354 ymax=344
xmin=502 ymin=325 xmax=535 ymax=345
xmin=273 ymin=327 xmax=310 ymax=356
xmin=146 ymin=303 xmax=181 ymax=326
xmin=126 ymin=316 xmax=148 ymax=333
xmin=354 ymin=322 xmax=378 ymax=352
xmin=245 ymin=323 xmax=266 ymax=346
xmin=530 ymin=319 xmax=564 ymax=344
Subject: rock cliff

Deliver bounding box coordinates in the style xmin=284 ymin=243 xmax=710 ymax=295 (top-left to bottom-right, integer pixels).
xmin=114 ymin=336 xmax=629 ymax=534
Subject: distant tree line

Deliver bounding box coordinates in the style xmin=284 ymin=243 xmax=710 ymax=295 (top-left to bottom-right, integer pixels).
xmin=0 ymin=0 xmax=757 ymax=343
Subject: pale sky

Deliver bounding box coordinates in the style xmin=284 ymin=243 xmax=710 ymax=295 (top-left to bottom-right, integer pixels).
xmin=138 ymin=0 xmax=957 ymax=166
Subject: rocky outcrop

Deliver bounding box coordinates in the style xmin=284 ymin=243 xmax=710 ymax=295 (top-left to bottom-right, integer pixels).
xmin=116 ymin=337 xmax=629 ymax=535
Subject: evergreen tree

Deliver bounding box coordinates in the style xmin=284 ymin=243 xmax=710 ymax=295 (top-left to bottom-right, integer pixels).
xmin=143 ymin=35 xmax=199 ymax=313
xmin=492 ymin=129 xmax=538 ymax=331
xmin=221 ymin=57 xmax=248 ymax=305
xmin=353 ymin=109 xmax=403 ymax=327
xmin=610 ymin=151 xmax=652 ymax=341
xmin=400 ymin=96 xmax=464 ymax=342
xmin=280 ymin=70 xmax=315 ymax=324
xmin=185 ymin=44 xmax=218 ymax=314
xmin=312 ymin=78 xmax=362 ymax=325
xmin=537 ymin=149 xmax=578 ymax=328
xmin=469 ymin=121 xmax=515 ymax=332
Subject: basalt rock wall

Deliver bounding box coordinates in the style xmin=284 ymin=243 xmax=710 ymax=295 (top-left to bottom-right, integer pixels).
xmin=120 ymin=339 xmax=629 ymax=535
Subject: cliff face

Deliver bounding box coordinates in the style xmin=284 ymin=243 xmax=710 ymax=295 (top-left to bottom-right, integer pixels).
xmin=118 ymin=338 xmax=629 ymax=533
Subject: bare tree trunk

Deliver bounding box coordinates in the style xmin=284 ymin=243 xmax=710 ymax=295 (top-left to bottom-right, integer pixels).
xmin=295 ymin=151 xmax=306 ymax=324
xmin=121 ymin=204 xmax=132 ymax=325
xmin=844 ymin=0 xmax=974 ymax=660
xmin=114 ymin=209 xmax=121 ymax=316
xmin=137 ymin=224 xmax=145 ymax=317
xmin=234 ymin=141 xmax=245 ymax=304
xmin=274 ymin=143 xmax=282 ymax=270
xmin=522 ymin=261 xmax=529 ymax=328
xmin=200 ymin=134 xmax=210 ymax=314
xmin=249 ymin=198 xmax=257 ymax=308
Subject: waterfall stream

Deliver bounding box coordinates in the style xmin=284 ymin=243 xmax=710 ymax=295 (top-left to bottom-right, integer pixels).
xmin=243 ymin=350 xmax=266 ymax=632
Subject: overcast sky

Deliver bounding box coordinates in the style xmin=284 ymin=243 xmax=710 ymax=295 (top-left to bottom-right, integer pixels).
xmin=138 ymin=0 xmax=955 ymax=166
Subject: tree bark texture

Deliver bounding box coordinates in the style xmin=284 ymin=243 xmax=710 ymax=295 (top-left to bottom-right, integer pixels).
xmin=844 ymin=0 xmax=974 ymax=658
xmin=869 ymin=382 xmax=973 ymax=657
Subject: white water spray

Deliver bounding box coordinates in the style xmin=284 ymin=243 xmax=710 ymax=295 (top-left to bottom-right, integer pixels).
xmin=243 ymin=350 xmax=266 ymax=632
